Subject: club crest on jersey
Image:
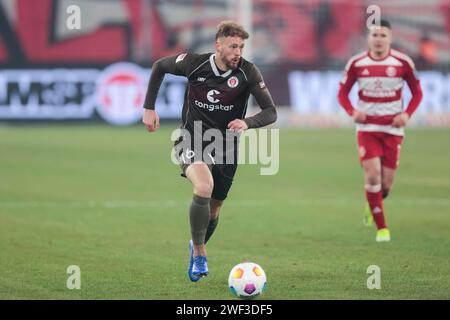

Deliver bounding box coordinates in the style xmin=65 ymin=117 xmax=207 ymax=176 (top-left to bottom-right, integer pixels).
xmin=259 ymin=80 xmax=266 ymax=89
xmin=227 ymin=76 xmax=239 ymax=88
xmin=386 ymin=66 xmax=397 ymax=77
xmin=175 ymin=53 xmax=187 ymax=63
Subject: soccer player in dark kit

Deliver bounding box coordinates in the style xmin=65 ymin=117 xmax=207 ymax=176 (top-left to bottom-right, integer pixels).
xmin=142 ymin=21 xmax=277 ymax=281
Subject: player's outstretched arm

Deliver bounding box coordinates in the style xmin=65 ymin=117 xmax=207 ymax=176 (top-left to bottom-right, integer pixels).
xmin=244 ymin=87 xmax=277 ymax=129
xmin=228 ymin=64 xmax=276 ymax=131
xmin=142 ymin=55 xmax=190 ymax=132
xmin=142 ymin=57 xmax=174 ymax=132
xmin=228 ymin=90 xmax=276 ymax=132
xmin=236 ymin=72 xmax=277 ymax=131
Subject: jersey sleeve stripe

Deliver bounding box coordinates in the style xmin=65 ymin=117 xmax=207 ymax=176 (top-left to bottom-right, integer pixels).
xmin=239 ymin=67 xmax=248 ymax=81
xmin=187 ymin=59 xmax=210 ymax=78
xmin=390 ymin=49 xmax=416 ymax=69
xmin=345 ymin=51 xmax=367 ymax=71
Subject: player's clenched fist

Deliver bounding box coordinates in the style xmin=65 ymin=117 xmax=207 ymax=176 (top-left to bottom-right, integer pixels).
xmin=227 ymin=119 xmax=248 ymax=133
xmin=391 ymin=112 xmax=409 ymax=128
xmin=143 ymin=109 xmax=160 ymax=132
xmin=352 ymin=110 xmax=367 ymax=124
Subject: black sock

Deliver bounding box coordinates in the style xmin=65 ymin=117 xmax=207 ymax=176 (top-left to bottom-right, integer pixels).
xmin=204 ymin=218 xmax=219 ymax=244
xmin=189 ymin=194 xmax=210 ymax=246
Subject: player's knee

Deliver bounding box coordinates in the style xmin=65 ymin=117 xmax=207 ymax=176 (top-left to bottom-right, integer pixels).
xmin=366 ymin=176 xmax=381 ymax=186
xmin=366 ymin=170 xmax=381 ymax=185
xmin=194 ymin=180 xmax=214 ymax=198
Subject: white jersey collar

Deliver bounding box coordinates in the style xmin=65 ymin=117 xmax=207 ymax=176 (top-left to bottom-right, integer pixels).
xmin=210 ymin=54 xmax=232 ymax=78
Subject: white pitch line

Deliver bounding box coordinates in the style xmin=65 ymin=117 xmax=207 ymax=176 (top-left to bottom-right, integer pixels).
xmin=0 ymin=198 xmax=449 ymax=209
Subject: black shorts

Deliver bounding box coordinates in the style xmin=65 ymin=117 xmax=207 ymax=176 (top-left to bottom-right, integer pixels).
xmin=174 ymin=133 xmax=238 ymax=201
xmin=179 ymin=162 xmax=237 ymax=201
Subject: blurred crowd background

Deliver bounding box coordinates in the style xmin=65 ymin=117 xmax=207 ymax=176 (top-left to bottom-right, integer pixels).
xmin=1 ymin=0 xmax=449 ymax=126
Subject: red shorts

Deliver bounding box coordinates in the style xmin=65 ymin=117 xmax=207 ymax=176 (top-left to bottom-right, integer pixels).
xmin=357 ymin=131 xmax=404 ymax=169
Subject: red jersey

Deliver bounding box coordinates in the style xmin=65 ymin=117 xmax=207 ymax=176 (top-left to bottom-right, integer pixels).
xmin=338 ymin=49 xmax=423 ymax=136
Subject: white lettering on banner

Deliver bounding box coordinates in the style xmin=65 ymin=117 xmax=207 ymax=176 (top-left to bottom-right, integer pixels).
xmin=288 ymin=71 xmax=356 ymax=114
xmin=2 ymin=67 xmax=450 ymax=124
xmin=0 ymin=63 xmax=187 ymax=124
xmin=0 ymin=69 xmax=98 ymax=119
xmin=289 ymin=71 xmax=357 ymax=114
xmin=417 ymin=71 xmax=447 ymax=115
xmin=288 ymin=71 xmax=450 ymax=115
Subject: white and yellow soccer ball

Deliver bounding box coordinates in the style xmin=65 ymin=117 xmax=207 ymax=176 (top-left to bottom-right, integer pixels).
xmin=228 ymin=262 xmax=267 ymax=299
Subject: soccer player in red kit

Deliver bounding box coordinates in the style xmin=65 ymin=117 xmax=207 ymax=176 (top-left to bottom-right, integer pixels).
xmin=338 ymin=20 xmax=423 ymax=242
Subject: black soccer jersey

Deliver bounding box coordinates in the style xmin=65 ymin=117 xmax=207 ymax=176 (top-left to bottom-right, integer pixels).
xmin=143 ymin=52 xmax=277 ymax=134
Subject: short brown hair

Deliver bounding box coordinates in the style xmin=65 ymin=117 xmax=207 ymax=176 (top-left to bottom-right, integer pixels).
xmin=215 ymin=21 xmax=249 ymax=40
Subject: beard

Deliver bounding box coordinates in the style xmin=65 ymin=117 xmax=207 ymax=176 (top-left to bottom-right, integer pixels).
xmin=220 ymin=55 xmax=240 ymax=70
xmin=226 ymin=61 xmax=239 ymax=70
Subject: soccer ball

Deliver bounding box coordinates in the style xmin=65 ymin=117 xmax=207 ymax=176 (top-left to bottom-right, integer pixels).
xmin=228 ymin=262 xmax=267 ymax=299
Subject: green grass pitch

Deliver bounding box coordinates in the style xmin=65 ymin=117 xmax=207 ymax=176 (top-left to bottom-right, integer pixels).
xmin=0 ymin=124 xmax=449 ymax=299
